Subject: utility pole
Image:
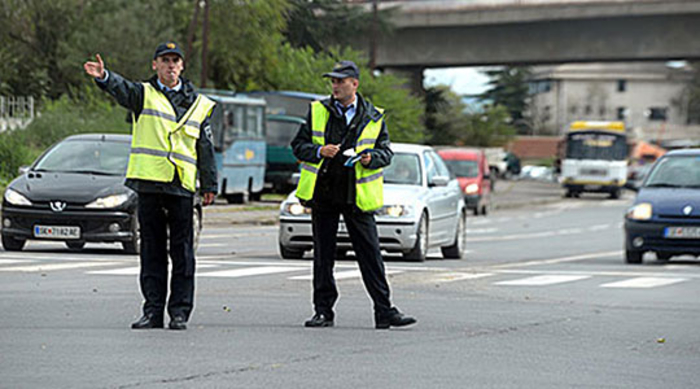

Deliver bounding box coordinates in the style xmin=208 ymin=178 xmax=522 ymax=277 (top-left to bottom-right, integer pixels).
xmin=200 ymin=0 xmax=210 ymax=88
xmin=185 ymin=0 xmax=200 ymax=65
xmin=369 ymin=0 xmax=378 ymax=71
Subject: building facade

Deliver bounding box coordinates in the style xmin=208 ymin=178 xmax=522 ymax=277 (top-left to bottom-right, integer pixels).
xmin=528 ymin=62 xmax=698 ymax=143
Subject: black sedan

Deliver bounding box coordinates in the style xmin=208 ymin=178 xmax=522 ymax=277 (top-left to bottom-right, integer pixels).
xmin=624 ymin=149 xmax=700 ymax=263
xmin=1 ymin=134 xmax=202 ymax=253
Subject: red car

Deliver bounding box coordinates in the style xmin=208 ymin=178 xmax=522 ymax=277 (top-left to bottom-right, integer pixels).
xmin=438 ymin=148 xmax=492 ymax=215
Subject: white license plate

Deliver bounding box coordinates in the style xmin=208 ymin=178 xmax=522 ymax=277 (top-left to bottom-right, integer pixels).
xmin=664 ymin=226 xmax=700 ymax=239
xmin=33 ymin=225 xmax=81 ymax=239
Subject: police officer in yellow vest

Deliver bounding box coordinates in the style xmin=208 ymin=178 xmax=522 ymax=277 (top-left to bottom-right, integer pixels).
xmin=83 ymin=42 xmax=217 ymax=331
xmin=292 ymin=61 xmax=416 ymax=329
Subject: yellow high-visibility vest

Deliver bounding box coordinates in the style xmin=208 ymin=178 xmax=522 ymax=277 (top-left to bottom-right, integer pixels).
xmin=126 ymin=83 xmax=215 ymax=192
xmin=296 ymin=100 xmax=385 ymax=211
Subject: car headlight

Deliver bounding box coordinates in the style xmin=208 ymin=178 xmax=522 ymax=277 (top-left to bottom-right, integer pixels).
xmin=281 ymin=202 xmax=311 ymax=216
xmin=377 ymin=204 xmax=413 ymax=218
xmin=85 ymin=194 xmax=130 ymax=209
xmin=464 ymin=183 xmax=479 ymax=195
xmin=627 ymin=203 xmax=652 ymax=220
xmin=4 ymin=188 xmax=32 ymax=206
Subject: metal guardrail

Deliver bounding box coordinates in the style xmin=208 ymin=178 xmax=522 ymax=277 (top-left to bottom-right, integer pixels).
xmin=0 ymin=95 xmax=34 ymax=132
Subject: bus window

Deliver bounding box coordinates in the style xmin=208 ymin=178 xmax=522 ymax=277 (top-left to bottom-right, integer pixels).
xmin=245 ymin=106 xmax=263 ymax=137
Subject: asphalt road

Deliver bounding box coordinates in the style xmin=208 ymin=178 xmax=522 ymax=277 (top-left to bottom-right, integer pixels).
xmin=1 ymin=182 xmax=699 ymax=388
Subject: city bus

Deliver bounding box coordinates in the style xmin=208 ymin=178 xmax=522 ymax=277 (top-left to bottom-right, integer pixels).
xmin=247 ymin=91 xmax=325 ymax=193
xmin=203 ymin=91 xmax=267 ymax=203
xmin=560 ymin=121 xmax=629 ymax=199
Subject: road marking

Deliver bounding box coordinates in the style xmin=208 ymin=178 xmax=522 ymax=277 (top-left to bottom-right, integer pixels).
xmin=288 ymin=269 xmax=403 ymax=281
xmin=88 ymin=263 xmax=219 ymax=275
xmin=0 ymin=261 xmax=121 ymax=272
xmin=198 ymin=266 xmax=303 ymax=278
xmin=495 ymin=274 xmax=591 ymax=286
xmin=600 ymin=277 xmax=688 ymax=288
xmin=0 ymin=259 xmax=33 ymax=265
xmin=466 ymin=228 xmax=498 ymax=234
xmin=431 ymin=272 xmax=493 ymax=283
xmin=493 ymin=250 xmax=623 ymax=269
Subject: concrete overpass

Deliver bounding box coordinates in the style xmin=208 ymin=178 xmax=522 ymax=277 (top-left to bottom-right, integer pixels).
xmin=356 ymin=0 xmax=700 ymax=88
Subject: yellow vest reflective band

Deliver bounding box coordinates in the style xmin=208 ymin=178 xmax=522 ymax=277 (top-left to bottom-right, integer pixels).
xmin=295 ymin=101 xmax=385 ymax=212
xmin=126 ymin=83 xmax=215 ymax=193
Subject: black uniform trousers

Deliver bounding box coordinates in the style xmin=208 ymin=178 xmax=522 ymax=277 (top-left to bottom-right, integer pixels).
xmin=311 ymin=204 xmax=393 ymax=318
xmin=137 ymin=192 xmax=195 ymax=320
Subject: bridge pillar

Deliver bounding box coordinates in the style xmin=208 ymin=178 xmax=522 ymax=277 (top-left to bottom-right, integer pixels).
xmin=382 ymin=66 xmax=426 ymax=96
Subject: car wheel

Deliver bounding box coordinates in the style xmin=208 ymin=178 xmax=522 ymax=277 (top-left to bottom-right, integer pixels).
xmin=1 ymin=235 xmax=25 ymax=251
xmin=472 ymin=206 xmax=479 ymax=216
xmin=226 ymin=193 xmax=248 ymax=204
xmin=610 ymin=189 xmax=620 ymax=199
xmin=625 ymin=249 xmax=643 ymax=264
xmin=441 ymin=212 xmax=466 ymax=259
xmin=279 ymin=243 xmax=304 ymax=259
xmin=122 ymin=216 xmax=140 ymax=255
xmin=481 ymin=203 xmax=489 ymax=216
xmin=193 ymin=206 xmax=202 ymax=252
xmin=65 ymin=241 xmax=85 ymax=250
xmin=404 ymin=213 xmax=428 ymax=262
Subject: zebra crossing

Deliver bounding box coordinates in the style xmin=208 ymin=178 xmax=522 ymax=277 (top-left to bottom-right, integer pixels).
xmin=0 ymin=252 xmax=695 ymax=290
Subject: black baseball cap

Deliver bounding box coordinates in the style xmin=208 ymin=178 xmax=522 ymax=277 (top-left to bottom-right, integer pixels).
xmin=153 ymin=42 xmax=184 ymax=60
xmin=323 ymin=60 xmax=360 ymax=80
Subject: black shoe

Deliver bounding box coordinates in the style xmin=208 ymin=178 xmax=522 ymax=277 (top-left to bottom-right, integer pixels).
xmin=304 ymin=313 xmax=334 ymax=328
xmin=169 ymin=316 xmax=187 ymax=330
xmin=375 ymin=310 xmax=417 ymax=329
xmin=131 ymin=314 xmax=164 ymax=329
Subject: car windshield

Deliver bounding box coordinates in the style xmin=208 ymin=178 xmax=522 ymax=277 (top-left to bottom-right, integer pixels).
xmin=384 ymin=153 xmax=421 ymax=185
xmin=33 ymin=139 xmax=131 ymax=176
xmin=644 ymin=155 xmax=700 ymax=188
xmin=443 ymin=159 xmax=478 ymax=178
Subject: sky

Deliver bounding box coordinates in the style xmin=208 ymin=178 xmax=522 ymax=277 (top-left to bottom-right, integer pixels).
xmin=423 ymin=67 xmax=493 ymax=96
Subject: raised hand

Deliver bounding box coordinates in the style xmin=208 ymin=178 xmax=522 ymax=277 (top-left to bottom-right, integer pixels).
xmin=83 ymin=54 xmax=105 ymax=79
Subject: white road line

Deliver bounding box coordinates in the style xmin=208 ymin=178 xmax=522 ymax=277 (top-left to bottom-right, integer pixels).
xmin=88 ymin=263 xmax=220 ymax=276
xmin=493 ymin=250 xmax=623 ymax=269
xmin=600 ymin=277 xmax=688 ymax=289
xmin=0 ymin=261 xmax=121 ymax=272
xmin=466 ymin=228 xmax=498 ymax=234
xmin=289 ymin=269 xmax=403 ymax=281
xmin=431 ymin=272 xmax=494 ymax=283
xmin=0 ymin=259 xmax=33 ymax=265
xmin=494 ymin=268 xmax=700 ymax=279
xmin=495 ymin=274 xmax=591 ymax=286
xmin=198 ymin=266 xmax=304 ymax=278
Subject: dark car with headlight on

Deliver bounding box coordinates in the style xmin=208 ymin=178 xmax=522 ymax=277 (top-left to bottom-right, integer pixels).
xmin=278 ymin=143 xmax=467 ymax=261
xmin=624 ymin=149 xmax=700 ymax=264
xmin=1 ymin=133 xmax=202 ymax=254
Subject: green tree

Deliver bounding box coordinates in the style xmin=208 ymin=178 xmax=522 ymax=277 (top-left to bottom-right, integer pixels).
xmin=480 ymin=66 xmax=532 ymax=134
xmin=460 ymin=105 xmax=516 ymax=147
xmin=423 ymin=85 xmax=469 ymax=145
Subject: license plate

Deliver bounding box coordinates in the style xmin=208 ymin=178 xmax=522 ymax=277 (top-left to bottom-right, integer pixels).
xmin=664 ymin=226 xmax=700 ymax=239
xmin=34 ymin=225 xmax=81 ymax=239
xmin=584 ymin=185 xmax=602 ymax=190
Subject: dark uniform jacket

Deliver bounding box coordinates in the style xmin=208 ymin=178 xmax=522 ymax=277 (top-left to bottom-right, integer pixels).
xmin=291 ymin=93 xmax=393 ymax=209
xmin=96 ymin=71 xmax=218 ymax=197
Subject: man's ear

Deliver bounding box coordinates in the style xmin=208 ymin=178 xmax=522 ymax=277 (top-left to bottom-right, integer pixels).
xmin=152 ymin=60 xmax=157 ymax=71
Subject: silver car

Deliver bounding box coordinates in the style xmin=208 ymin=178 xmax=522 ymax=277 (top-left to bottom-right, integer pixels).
xmin=278 ymin=143 xmax=467 ymax=261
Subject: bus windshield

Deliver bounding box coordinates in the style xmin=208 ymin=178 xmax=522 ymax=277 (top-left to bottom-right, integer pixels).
xmin=565 ymin=131 xmax=627 ymax=161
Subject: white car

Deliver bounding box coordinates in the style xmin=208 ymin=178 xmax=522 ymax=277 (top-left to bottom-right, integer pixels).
xmin=278 ymin=143 xmax=467 ymax=261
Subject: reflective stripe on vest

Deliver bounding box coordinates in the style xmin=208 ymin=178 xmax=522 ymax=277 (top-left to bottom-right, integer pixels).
xmin=295 ymin=101 xmax=385 ymax=212
xmin=126 ymin=83 xmax=215 ymax=192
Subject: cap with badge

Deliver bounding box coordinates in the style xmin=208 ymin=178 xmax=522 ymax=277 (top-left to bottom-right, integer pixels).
xmin=323 ymin=60 xmax=360 ymax=80
xmin=153 ymin=42 xmax=184 ymax=60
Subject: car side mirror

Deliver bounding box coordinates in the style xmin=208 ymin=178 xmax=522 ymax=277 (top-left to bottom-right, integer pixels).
xmin=18 ymin=166 xmax=29 ymax=175
xmin=291 ymin=172 xmax=301 ymax=186
xmin=430 ymin=175 xmax=450 ymax=187
xmin=624 ymin=183 xmax=639 ymax=192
